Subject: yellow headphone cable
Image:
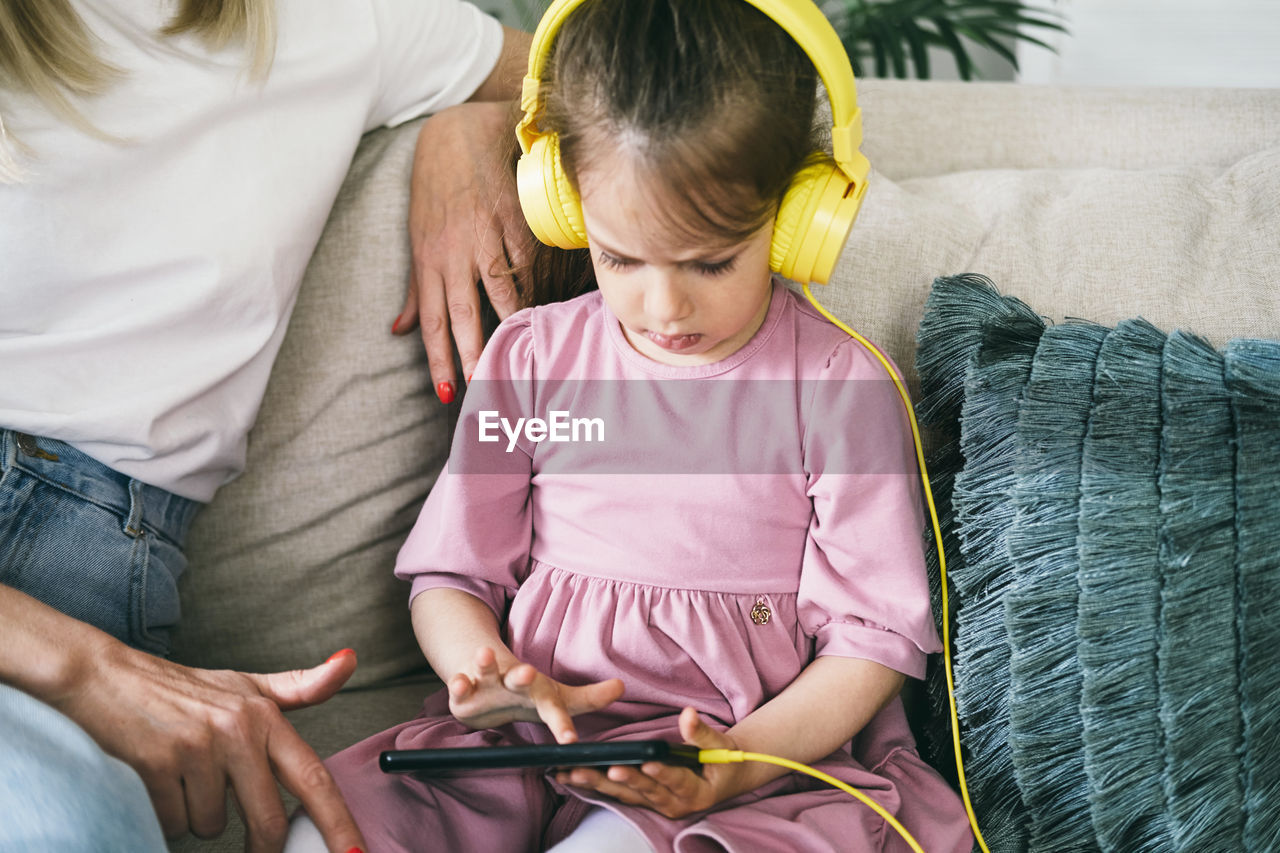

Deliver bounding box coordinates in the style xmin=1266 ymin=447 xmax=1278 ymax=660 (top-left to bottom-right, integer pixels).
xmin=697 ymin=747 xmax=926 ymax=853
xmin=792 ymin=282 xmax=989 ymax=853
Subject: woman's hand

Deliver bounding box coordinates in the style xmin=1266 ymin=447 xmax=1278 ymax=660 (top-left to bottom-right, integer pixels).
xmin=448 ymin=646 xmax=624 ymax=744
xmin=555 ymin=707 xmax=750 ymax=819
xmin=1 ymin=584 xmax=366 ymax=852
xmin=55 ymin=640 xmax=366 ymax=853
xmin=396 ymin=100 xmax=532 ymax=399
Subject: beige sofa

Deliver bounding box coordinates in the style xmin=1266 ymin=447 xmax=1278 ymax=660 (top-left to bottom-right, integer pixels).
xmin=168 ymin=79 xmax=1280 ymax=851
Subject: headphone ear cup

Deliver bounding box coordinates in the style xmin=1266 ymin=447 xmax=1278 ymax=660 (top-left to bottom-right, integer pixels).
xmin=517 ymin=133 xmax=589 ymax=250
xmin=771 ymin=156 xmax=865 ymax=285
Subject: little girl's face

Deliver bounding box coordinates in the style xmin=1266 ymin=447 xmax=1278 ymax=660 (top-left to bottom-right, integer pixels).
xmin=577 ymin=153 xmax=775 ymax=366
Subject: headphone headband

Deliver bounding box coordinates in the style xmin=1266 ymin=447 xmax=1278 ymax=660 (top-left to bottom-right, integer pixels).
xmin=516 ymin=0 xmax=867 ymax=183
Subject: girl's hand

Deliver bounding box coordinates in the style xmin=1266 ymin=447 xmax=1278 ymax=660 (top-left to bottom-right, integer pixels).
xmin=448 ymin=646 xmax=624 ymax=744
xmin=555 ymin=707 xmax=749 ymax=819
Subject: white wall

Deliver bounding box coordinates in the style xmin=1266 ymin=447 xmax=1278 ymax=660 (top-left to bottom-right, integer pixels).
xmin=1017 ymin=0 xmax=1280 ymax=87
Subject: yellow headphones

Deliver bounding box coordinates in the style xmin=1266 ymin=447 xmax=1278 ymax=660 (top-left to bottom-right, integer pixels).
xmin=514 ymin=0 xmax=871 ymax=286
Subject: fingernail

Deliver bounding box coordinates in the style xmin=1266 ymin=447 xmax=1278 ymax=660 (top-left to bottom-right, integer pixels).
xmin=466 ymin=373 xmax=473 ymax=385
xmin=326 ymin=648 xmax=355 ymax=663
xmin=391 ymin=316 xmax=401 ymax=334
xmin=346 ymin=848 xmax=365 ymax=853
xmin=436 ymin=381 xmax=455 ymax=405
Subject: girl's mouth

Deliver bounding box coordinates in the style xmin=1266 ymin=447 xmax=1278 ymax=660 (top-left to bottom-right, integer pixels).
xmin=645 ymin=331 xmax=703 ymax=352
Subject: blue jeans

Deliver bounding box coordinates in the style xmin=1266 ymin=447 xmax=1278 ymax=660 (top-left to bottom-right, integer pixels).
xmin=0 ymin=681 xmax=168 ymax=852
xmin=1 ymin=431 xmax=203 ymax=849
xmin=0 ymin=429 xmax=202 ymax=656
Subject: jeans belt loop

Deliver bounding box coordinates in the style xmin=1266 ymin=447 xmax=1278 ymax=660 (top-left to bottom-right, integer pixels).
xmin=125 ymin=479 xmax=145 ymax=539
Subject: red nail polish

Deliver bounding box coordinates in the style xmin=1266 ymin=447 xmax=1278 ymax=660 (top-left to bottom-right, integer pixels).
xmin=437 ymin=381 xmax=455 ymax=405
xmin=326 ymin=648 xmax=355 ymax=663
xmin=345 ymin=848 xmax=365 ymax=853
xmin=391 ymin=316 xmax=401 ymax=334
xmin=466 ymin=373 xmax=473 ymax=385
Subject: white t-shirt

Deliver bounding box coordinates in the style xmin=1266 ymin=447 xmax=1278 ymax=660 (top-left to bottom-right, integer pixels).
xmin=0 ymin=0 xmax=502 ymax=501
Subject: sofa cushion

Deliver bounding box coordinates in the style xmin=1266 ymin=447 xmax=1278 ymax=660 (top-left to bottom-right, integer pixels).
xmin=857 ymin=80 xmax=1280 ymax=179
xmin=805 ymin=143 xmax=1280 ymax=389
xmin=171 ymin=121 xmax=450 ymax=688
xmin=914 ymin=274 xmax=1280 ymax=853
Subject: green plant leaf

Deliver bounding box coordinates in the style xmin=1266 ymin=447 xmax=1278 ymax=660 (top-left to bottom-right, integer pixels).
xmin=903 ymin=20 xmax=932 ymax=79
xmin=954 ymin=25 xmax=1019 ymax=67
xmin=979 ymin=23 xmax=1059 ymax=52
xmin=929 ymin=15 xmax=975 ymax=80
xmin=827 ymin=0 xmax=1067 ymax=79
xmin=954 ymin=13 xmax=1068 ymax=34
xmin=875 ymin=18 xmax=910 ymax=78
xmin=868 ymin=26 xmax=889 ymax=77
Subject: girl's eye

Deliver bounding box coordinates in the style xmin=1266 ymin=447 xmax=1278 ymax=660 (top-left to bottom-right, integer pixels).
xmin=596 ymin=252 xmax=737 ymax=276
xmin=598 ymin=252 xmax=636 ymax=271
xmin=695 ymin=257 xmax=737 ymax=277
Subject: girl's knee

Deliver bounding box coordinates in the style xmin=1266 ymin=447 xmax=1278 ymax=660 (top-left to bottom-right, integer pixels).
xmin=283 ymin=812 xmax=329 ymax=853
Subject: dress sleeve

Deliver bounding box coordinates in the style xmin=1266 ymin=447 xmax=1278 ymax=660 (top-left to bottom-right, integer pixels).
xmin=797 ymin=339 xmax=941 ymax=680
xmin=364 ymin=0 xmax=504 ymax=130
xmin=395 ymin=310 xmax=537 ymax=618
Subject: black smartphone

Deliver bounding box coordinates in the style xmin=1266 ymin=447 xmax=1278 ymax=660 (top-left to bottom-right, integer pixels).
xmin=379 ymin=740 xmax=702 ymax=776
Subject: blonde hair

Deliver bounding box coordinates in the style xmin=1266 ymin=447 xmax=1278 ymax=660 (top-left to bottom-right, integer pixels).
xmin=0 ymin=0 xmax=277 ymax=182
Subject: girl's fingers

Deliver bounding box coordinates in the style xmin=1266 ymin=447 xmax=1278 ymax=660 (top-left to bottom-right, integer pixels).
xmin=532 ymin=692 xmax=578 ymax=744
xmin=565 ymin=767 xmax=639 ymax=799
xmin=502 ymin=662 xmax=538 ymax=690
xmin=570 ymin=677 xmax=624 ymax=714
xmin=568 ymin=766 xmax=679 ymax=812
xmin=679 ymin=707 xmax=734 ymax=750
xmin=606 ymin=765 xmax=662 ymax=794
xmin=447 ymin=672 xmax=477 ymax=704
xmin=455 ymin=653 xmax=617 ymax=741
xmin=637 ymin=761 xmax=695 ymax=794
xmin=516 ymin=673 xmax=577 ymax=743
xmin=616 ymin=763 xmax=702 ymax=805
xmin=473 ymin=646 xmax=499 ymax=675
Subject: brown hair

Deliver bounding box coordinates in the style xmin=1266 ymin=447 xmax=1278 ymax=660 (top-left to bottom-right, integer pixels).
xmin=514 ymin=0 xmax=820 ymax=309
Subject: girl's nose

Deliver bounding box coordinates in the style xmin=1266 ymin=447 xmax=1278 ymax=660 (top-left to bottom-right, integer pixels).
xmin=644 ymin=272 xmax=692 ymax=326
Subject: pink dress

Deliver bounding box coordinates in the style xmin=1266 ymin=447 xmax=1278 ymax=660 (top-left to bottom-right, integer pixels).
xmin=324 ymin=282 xmax=974 ymax=853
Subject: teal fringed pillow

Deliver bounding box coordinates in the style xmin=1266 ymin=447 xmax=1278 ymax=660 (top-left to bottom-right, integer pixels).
xmin=1005 ymin=321 xmax=1105 ymax=853
xmin=1226 ymin=339 xmax=1280 ymax=853
xmin=1159 ymin=331 xmax=1243 ymax=852
xmin=1076 ymin=319 xmax=1167 ymax=851
xmin=914 ymin=275 xmax=1280 ymax=853
xmin=916 ymin=274 xmax=1044 ymax=853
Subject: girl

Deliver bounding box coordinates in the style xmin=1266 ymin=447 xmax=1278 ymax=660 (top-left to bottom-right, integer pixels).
xmin=298 ymin=0 xmax=974 ymax=849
